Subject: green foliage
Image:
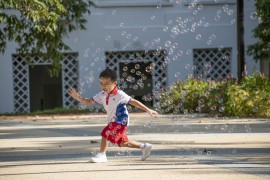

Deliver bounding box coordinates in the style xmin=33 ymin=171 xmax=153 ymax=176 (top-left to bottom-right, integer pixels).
xmin=160 ymin=74 xmax=270 ymax=118
xmin=247 ymin=0 xmax=270 ymax=61
xmin=0 ymin=0 xmax=94 ymax=76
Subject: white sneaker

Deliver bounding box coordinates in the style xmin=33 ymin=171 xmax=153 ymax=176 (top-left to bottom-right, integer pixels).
xmin=141 ymin=143 xmax=152 ymax=161
xmin=90 ymin=153 xmax=107 ymax=163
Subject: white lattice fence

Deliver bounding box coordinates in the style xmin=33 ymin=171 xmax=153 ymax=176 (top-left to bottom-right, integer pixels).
xmin=12 ymin=53 xmax=79 ymax=113
xmin=193 ymin=48 xmax=231 ymax=81
xmin=105 ymin=50 xmax=167 ymax=102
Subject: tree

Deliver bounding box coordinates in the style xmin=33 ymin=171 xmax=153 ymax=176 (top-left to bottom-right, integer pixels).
xmin=0 ymin=0 xmax=94 ymax=76
xmin=247 ymin=0 xmax=270 ymax=62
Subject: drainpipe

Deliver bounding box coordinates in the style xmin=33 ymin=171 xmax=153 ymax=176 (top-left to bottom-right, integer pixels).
xmin=237 ymin=0 xmax=245 ymax=81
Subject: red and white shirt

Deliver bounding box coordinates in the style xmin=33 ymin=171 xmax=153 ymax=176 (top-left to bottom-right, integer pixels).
xmin=92 ymin=87 xmax=131 ymax=126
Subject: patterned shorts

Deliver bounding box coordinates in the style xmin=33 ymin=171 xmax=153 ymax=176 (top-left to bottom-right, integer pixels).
xmin=101 ymin=122 xmax=128 ymax=147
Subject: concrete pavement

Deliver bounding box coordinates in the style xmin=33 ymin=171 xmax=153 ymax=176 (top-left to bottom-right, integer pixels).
xmin=0 ymin=114 xmax=269 ymax=180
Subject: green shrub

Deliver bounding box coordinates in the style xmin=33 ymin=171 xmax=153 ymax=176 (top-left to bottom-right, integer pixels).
xmin=160 ymin=74 xmax=270 ymax=118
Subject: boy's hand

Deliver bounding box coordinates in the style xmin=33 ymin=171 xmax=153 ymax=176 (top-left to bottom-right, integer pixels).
xmin=69 ymin=88 xmax=81 ymax=100
xmin=147 ymin=109 xmax=158 ymax=117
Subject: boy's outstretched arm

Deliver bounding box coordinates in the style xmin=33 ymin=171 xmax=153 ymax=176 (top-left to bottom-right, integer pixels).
xmin=129 ymin=98 xmax=158 ymax=117
xmin=69 ymin=88 xmax=96 ymax=106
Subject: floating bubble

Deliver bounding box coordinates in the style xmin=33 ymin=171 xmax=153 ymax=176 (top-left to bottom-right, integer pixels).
xmin=136 ymin=71 xmax=141 ymax=76
xmin=133 ymin=84 xmax=139 ymax=90
xmin=112 ymin=10 xmax=117 ymax=15
xmin=105 ymin=35 xmax=111 ymax=41
xmin=214 ymin=15 xmax=221 ymax=21
xmin=123 ymin=66 xmax=128 ymax=71
xmin=185 ymin=64 xmax=190 ymax=69
xmin=198 ymin=4 xmax=203 ymax=10
xmin=78 ymin=103 xmax=86 ymax=110
xmin=177 ymin=50 xmax=184 ymax=56
xmin=199 ymin=99 xmax=204 ymax=104
xmin=196 ymin=34 xmax=202 ymax=40
xmin=121 ymin=31 xmax=126 ymax=36
xmin=252 ymin=106 xmax=258 ymax=112
xmin=219 ymin=106 xmax=225 ymax=112
xmin=250 ymin=12 xmax=258 ymax=19
xmin=206 ymin=40 xmax=212 ymax=45
xmin=84 ymin=48 xmax=90 ymax=57
xmin=231 ymin=19 xmax=236 ymax=24
xmin=165 ymin=41 xmax=171 ymax=47
xmin=186 ymin=49 xmax=192 ymax=55
xmin=150 ymin=16 xmax=156 ymax=20
xmin=227 ymin=9 xmax=234 ymax=16
xmin=222 ymin=55 xmax=229 ymax=60
xmin=163 ymin=26 xmax=169 ymax=32
xmin=157 ymin=4 xmax=162 ymax=9
xmin=218 ymin=98 xmax=223 ymax=104
xmin=209 ymin=34 xmax=216 ymax=40
xmin=218 ymin=45 xmax=224 ymax=51
xmin=211 ymin=105 xmax=217 ymax=111
xmin=168 ymin=20 xmax=173 ymax=24
xmin=145 ymin=66 xmax=153 ymax=73
xmin=121 ymin=83 xmax=128 ymax=89
xmin=193 ymin=10 xmax=198 ymax=15
xmin=223 ymin=4 xmax=229 ymax=12
xmin=119 ymin=22 xmax=125 ymax=27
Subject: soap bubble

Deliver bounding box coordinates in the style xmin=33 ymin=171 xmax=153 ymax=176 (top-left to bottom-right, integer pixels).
xmin=136 ymin=71 xmax=141 ymax=76
xmin=185 ymin=64 xmax=191 ymax=69
xmin=150 ymin=16 xmax=156 ymax=20
xmin=198 ymin=4 xmax=203 ymax=10
xmin=163 ymin=26 xmax=169 ymax=32
xmin=123 ymin=66 xmax=128 ymax=71
xmin=215 ymin=15 xmax=220 ymax=21
xmin=219 ymin=106 xmax=225 ymax=112
xmin=196 ymin=34 xmax=202 ymax=40
xmin=145 ymin=66 xmax=153 ymax=73
xmin=105 ymin=35 xmax=111 ymax=41
xmin=133 ymin=84 xmax=139 ymax=90
xmin=119 ymin=22 xmax=125 ymax=27
xmin=135 ymin=64 xmax=140 ymax=69
xmin=252 ymin=106 xmax=258 ymax=112
xmin=250 ymin=12 xmax=258 ymax=19
xmin=186 ymin=49 xmax=192 ymax=55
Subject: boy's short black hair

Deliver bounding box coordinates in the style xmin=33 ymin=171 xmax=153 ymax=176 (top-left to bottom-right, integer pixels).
xmin=99 ymin=68 xmax=118 ymax=82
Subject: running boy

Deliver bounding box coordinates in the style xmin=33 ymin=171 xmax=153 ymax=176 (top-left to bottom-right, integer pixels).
xmin=69 ymin=68 xmax=158 ymax=163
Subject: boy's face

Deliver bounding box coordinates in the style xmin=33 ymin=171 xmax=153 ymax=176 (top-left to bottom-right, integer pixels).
xmin=99 ymin=77 xmax=117 ymax=94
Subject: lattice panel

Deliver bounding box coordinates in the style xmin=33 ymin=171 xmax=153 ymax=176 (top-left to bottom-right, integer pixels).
xmin=62 ymin=53 xmax=79 ymax=108
xmin=12 ymin=55 xmax=30 ymax=112
xmin=12 ymin=53 xmax=78 ymax=113
xmin=193 ymin=48 xmax=231 ymax=81
xmin=105 ymin=50 xmax=167 ymax=103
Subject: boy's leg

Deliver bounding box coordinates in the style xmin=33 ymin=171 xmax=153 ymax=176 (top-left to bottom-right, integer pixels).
xmin=100 ymin=136 xmax=109 ymax=153
xmin=119 ymin=139 xmax=141 ymax=148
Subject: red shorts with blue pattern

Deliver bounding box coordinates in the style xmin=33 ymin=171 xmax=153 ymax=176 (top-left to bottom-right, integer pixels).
xmin=101 ymin=122 xmax=128 ymax=147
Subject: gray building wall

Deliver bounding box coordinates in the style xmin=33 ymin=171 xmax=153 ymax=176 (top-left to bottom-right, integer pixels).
xmin=0 ymin=0 xmax=260 ymax=113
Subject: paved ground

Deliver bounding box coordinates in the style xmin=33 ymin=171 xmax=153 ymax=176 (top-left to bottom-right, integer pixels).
xmin=0 ymin=114 xmax=270 ymax=180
